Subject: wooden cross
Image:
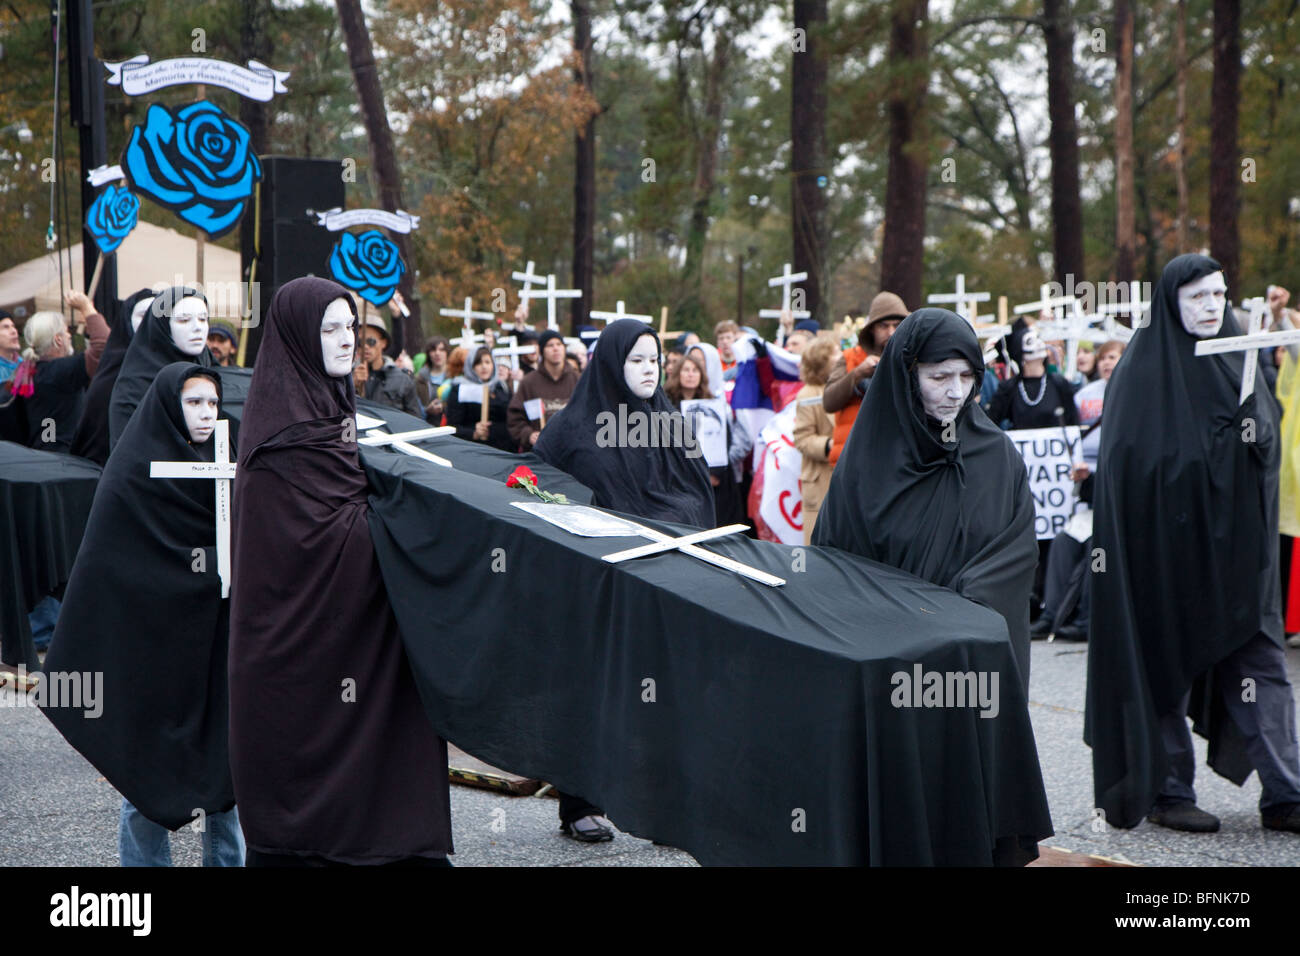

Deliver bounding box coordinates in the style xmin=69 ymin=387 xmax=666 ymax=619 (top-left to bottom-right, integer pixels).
xmin=589 ymin=300 xmax=653 ymax=325
xmin=1192 ymin=297 xmax=1300 ymax=405
xmin=1036 ymin=307 xmax=1105 ymax=381
xmin=358 ymin=425 xmax=457 ymax=467
xmin=511 ymin=260 xmax=545 ymax=303
xmin=601 ymin=522 xmax=785 ymax=587
xmin=928 ymin=273 xmax=991 ymax=325
xmin=520 ymin=274 xmax=581 ymax=331
xmin=441 ymin=296 xmax=496 ymax=350
xmin=149 ymin=419 xmax=236 ymax=598
xmin=1097 ymin=280 xmax=1150 ymax=330
xmin=758 ymin=263 xmax=811 ymax=323
xmin=1014 ymin=283 xmax=1077 ymax=321
xmin=1015 ymin=285 xmax=1092 ymax=379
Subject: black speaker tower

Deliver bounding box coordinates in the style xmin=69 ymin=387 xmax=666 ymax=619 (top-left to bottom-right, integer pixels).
xmin=239 ymin=156 xmax=345 ymax=366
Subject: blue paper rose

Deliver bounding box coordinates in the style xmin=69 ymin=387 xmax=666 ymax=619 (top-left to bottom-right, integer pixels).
xmin=85 ymin=184 xmax=140 ymax=254
xmin=328 ymin=230 xmax=406 ymax=306
xmin=122 ymin=100 xmax=262 ymax=238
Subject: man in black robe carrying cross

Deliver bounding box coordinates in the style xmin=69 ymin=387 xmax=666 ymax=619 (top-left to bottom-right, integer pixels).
xmin=1087 ymin=253 xmax=1300 ymax=834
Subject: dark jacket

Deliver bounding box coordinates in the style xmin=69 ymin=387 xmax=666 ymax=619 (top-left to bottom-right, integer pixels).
xmin=506 ymin=363 xmax=580 ymax=450
xmin=445 ymin=380 xmax=513 ymax=452
xmin=363 ymin=357 xmax=423 ymax=419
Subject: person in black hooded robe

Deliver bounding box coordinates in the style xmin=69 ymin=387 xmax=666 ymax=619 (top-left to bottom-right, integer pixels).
xmin=70 ymin=287 xmax=155 ymax=464
xmin=812 ymin=308 xmax=1039 ymax=693
xmin=1086 ymin=253 xmax=1300 ymax=834
xmin=535 ymin=317 xmax=715 ymax=842
xmin=536 ymin=318 xmax=715 ymax=527
xmin=109 ymin=286 xmax=213 ymax=451
xmin=228 ymin=276 xmax=452 ymax=866
xmin=41 ymin=362 xmax=244 ymax=865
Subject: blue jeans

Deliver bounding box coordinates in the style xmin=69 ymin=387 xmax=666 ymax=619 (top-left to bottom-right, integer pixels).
xmin=28 ymin=596 xmax=61 ymax=651
xmin=119 ymin=799 xmax=246 ymax=867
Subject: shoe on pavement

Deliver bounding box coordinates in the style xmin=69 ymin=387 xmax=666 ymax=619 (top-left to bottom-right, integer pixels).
xmin=1147 ymin=801 xmax=1220 ymax=833
xmin=561 ymin=815 xmax=615 ymax=843
xmin=1030 ymin=617 xmax=1052 ymax=640
xmin=1054 ymin=624 xmax=1088 ymax=642
xmin=1262 ymin=804 xmax=1300 ymax=833
xmin=1287 ymin=634 xmax=1300 ymax=649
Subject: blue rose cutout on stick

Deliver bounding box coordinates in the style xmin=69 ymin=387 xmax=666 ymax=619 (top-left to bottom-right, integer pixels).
xmin=328 ymin=230 xmax=407 ymax=306
xmin=85 ymin=184 xmax=140 ymax=255
xmin=122 ymin=100 xmax=262 ymax=238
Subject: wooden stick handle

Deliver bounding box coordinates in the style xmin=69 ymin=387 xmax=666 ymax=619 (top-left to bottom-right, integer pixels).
xmin=86 ymin=252 xmax=105 ymax=299
xmin=480 ymin=386 xmax=489 ymax=424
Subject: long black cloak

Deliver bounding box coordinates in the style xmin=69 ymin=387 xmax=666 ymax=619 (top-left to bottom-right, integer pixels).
xmin=812 ymin=308 xmax=1040 ymax=691
xmin=228 ymin=276 xmax=452 ymax=863
xmin=40 ymin=362 xmax=234 ymax=828
xmin=70 ymin=287 xmax=153 ymax=464
xmin=535 ymin=318 xmax=715 ymax=527
xmin=109 ymin=286 xmax=212 ymax=451
xmin=1086 ymin=253 xmax=1282 ymax=828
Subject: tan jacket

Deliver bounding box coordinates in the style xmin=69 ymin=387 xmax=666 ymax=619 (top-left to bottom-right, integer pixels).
xmin=792 ymin=384 xmax=834 ymax=540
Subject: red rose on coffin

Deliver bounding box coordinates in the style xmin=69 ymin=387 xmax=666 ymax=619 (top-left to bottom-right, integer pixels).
xmin=507 ymin=465 xmax=538 ymax=489
xmin=504 ymin=464 xmax=567 ymax=503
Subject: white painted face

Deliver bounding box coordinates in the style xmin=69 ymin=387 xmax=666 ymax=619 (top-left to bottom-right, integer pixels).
xmin=1177 ymin=271 xmax=1228 ymax=338
xmin=320 ymin=298 xmax=356 ymax=377
xmin=180 ymin=376 xmax=219 ymax=444
xmin=623 ymin=334 xmax=660 ymax=399
xmin=916 ymin=357 xmax=976 ymax=422
xmin=131 ymin=296 xmax=155 ymax=333
xmin=170 ymin=296 xmax=210 ymax=355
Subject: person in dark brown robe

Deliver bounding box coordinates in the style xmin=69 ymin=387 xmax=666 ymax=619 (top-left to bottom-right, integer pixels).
xmin=228 ymin=276 xmax=452 ymax=866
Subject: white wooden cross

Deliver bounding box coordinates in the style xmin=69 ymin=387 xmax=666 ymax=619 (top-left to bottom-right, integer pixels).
xmin=442 ymin=296 xmax=496 ymax=351
xmin=1036 ymin=308 xmax=1106 ymax=381
xmin=149 ymin=419 xmax=236 ymax=598
xmin=357 ymin=424 xmax=457 ymax=467
xmin=511 ymin=260 xmax=545 ymax=303
xmin=1098 ymin=280 xmax=1150 ymax=333
xmin=1014 ymin=284 xmax=1092 ymax=379
xmin=928 ymin=273 xmax=991 ymax=325
xmin=589 ymin=300 xmax=653 ymax=326
xmin=1192 ymin=297 xmax=1300 ymax=405
xmin=521 ymin=274 xmax=582 ymax=331
xmin=1014 ymin=283 xmax=1076 ymax=320
xmin=758 ymin=263 xmax=811 ymax=324
xmin=511 ymin=500 xmax=786 ymax=587
xmin=602 ymin=524 xmax=784 ymax=586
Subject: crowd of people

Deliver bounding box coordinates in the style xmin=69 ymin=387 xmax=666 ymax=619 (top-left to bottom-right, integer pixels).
xmin=6 ymin=254 xmax=1300 ymax=865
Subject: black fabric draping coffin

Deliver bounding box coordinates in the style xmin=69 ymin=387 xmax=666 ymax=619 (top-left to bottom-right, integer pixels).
xmin=362 ymin=449 xmax=1054 ymax=866
xmin=215 ymin=367 xmax=591 ymax=502
xmin=0 ymin=443 xmax=101 ymax=668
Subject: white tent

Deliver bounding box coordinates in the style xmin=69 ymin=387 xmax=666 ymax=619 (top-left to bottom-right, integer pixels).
xmin=0 ymin=221 xmax=246 ymax=321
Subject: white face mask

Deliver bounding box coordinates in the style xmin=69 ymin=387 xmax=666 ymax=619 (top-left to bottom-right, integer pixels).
xmin=180 ymin=376 xmax=219 ymax=444
xmin=916 ymin=357 xmax=976 ymax=423
xmin=131 ymin=296 xmax=155 ymax=333
xmin=1177 ymin=271 xmax=1228 ymax=338
xmin=170 ymin=297 xmax=210 ymax=356
xmin=623 ymin=334 xmax=660 ymax=399
xmin=320 ymin=298 xmax=356 ymax=377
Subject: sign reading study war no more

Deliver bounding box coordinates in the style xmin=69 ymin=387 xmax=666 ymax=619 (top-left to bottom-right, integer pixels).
xmin=1007 ymin=427 xmax=1082 ymax=540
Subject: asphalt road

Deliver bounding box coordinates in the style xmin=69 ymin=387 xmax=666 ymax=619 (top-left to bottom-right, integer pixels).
xmin=3 ymin=641 xmax=1300 ymax=866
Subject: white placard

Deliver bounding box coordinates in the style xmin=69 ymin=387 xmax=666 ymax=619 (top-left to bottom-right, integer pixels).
xmin=523 ymin=397 xmax=544 ymax=421
xmin=104 ymin=55 xmax=290 ymax=102
xmin=356 ymin=412 xmax=387 ymax=431
xmin=680 ymin=397 xmax=729 ymax=468
xmin=1007 ymin=426 xmax=1082 ymax=540
xmin=510 ymin=501 xmax=646 ymax=537
xmin=457 ymin=382 xmax=484 ymax=404
xmin=314 ymin=207 xmax=420 ymax=233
